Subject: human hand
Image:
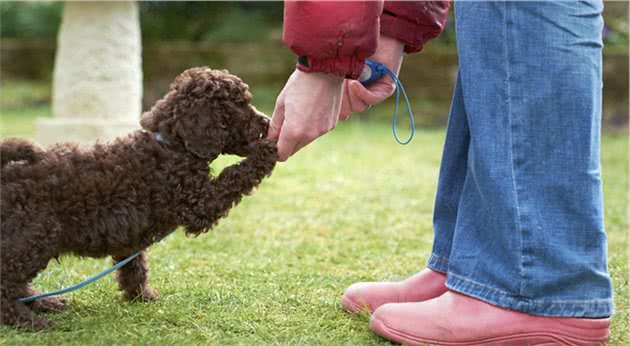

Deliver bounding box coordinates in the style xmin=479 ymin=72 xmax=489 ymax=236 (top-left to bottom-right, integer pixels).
xmin=339 ymin=34 xmax=405 ymax=121
xmin=267 ymin=70 xmax=344 ymax=161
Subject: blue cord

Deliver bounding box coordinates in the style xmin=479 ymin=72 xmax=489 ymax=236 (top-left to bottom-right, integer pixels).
xmin=360 ymin=60 xmax=415 ymax=145
xmin=18 ymin=252 xmax=141 ymax=303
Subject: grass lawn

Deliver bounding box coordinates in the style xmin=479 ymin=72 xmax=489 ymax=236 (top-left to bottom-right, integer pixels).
xmin=0 ymin=108 xmax=628 ymax=345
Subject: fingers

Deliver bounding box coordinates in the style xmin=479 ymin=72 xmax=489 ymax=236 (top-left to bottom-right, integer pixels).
xmin=351 ymin=80 xmax=394 ymax=105
xmin=276 ymin=126 xmax=298 ymax=162
xmin=269 ymin=92 xmax=296 ymax=161
xmin=340 ymin=80 xmax=395 ymax=121
xmin=286 ymin=133 xmax=311 ymax=160
xmin=270 ymin=70 xmax=344 ymax=162
xmin=276 ymin=126 xmax=316 ymax=162
xmin=267 ymin=94 xmax=285 ymax=140
xmin=277 ymin=125 xmax=327 ymax=162
xmin=269 ymin=92 xmax=308 ymax=161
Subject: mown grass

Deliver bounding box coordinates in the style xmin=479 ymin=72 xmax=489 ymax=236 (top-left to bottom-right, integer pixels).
xmin=0 ymin=107 xmax=627 ymax=345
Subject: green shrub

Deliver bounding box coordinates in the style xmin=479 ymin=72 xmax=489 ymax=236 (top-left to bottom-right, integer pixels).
xmin=0 ymin=1 xmax=62 ymax=40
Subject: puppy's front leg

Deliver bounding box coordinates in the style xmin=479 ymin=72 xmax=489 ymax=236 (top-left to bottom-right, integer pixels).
xmin=113 ymin=251 xmax=159 ymax=301
xmin=185 ymin=140 xmax=277 ymax=234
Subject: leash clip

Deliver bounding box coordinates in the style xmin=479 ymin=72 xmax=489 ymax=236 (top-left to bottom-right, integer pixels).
xmin=359 ymin=59 xmax=415 ymax=145
xmin=359 ymin=60 xmax=388 ymax=85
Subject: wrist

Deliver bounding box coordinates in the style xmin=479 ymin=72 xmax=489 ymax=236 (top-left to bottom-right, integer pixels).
xmin=294 ymin=69 xmax=344 ymax=85
xmin=378 ymin=34 xmax=405 ymax=56
xmin=295 ymin=55 xmax=365 ymax=79
xmin=368 ymin=34 xmax=405 ymax=78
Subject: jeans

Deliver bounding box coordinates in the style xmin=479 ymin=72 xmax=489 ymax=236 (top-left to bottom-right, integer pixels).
xmin=427 ymin=1 xmax=613 ymax=317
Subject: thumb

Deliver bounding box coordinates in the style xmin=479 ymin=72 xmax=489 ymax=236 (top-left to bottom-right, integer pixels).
xmin=267 ymin=96 xmax=285 ymax=140
xmin=351 ymin=80 xmax=394 ymax=105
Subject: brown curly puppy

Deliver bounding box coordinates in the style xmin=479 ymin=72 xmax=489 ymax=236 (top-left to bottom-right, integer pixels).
xmin=0 ymin=67 xmax=277 ymax=329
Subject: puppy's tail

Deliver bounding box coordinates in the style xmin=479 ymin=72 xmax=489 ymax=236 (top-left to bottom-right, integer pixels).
xmin=0 ymin=137 xmax=46 ymax=168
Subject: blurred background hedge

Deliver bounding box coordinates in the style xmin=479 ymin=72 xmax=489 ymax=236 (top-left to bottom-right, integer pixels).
xmin=1 ymin=1 xmax=628 ymax=129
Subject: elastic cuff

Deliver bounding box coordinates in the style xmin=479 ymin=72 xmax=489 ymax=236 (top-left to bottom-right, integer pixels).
xmin=380 ymin=12 xmax=426 ymax=54
xmin=295 ymin=56 xmax=365 ymax=79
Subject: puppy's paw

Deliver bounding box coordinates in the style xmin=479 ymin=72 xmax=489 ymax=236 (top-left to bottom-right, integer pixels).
xmin=29 ymin=318 xmax=52 ymax=330
xmin=255 ymin=139 xmax=278 ymax=155
xmin=12 ymin=317 xmax=52 ymax=330
xmin=139 ymin=287 xmax=160 ymax=301
xmin=250 ymin=139 xmax=278 ymax=168
xmin=125 ymin=287 xmax=160 ymax=302
xmin=30 ymin=296 xmax=67 ymax=313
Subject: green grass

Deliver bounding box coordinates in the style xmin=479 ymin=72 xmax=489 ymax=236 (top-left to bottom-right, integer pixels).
xmin=0 ymin=108 xmax=628 ymax=345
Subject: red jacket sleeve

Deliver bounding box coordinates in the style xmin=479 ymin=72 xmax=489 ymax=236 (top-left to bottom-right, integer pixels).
xmin=381 ymin=1 xmax=450 ymax=53
xmin=282 ymin=0 xmax=450 ymax=78
xmin=283 ymin=0 xmax=383 ymax=79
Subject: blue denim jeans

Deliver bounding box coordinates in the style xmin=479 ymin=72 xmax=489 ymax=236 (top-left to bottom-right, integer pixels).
xmin=427 ymin=1 xmax=613 ymax=318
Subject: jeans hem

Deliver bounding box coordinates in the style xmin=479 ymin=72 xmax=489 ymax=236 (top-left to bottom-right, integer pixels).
xmin=446 ymin=272 xmax=613 ymax=318
xmin=426 ymin=253 xmax=449 ymax=274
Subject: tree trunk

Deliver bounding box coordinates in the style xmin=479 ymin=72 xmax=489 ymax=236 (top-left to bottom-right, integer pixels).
xmin=36 ymin=1 xmax=142 ymax=146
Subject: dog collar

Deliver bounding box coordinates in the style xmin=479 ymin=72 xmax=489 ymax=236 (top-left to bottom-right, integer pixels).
xmin=152 ymin=132 xmax=169 ymax=144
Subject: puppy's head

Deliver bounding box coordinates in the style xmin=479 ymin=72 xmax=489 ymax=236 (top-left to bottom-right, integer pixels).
xmin=141 ymin=67 xmax=269 ymax=159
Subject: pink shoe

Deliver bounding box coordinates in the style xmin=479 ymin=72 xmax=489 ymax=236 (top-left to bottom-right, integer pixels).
xmin=341 ymin=268 xmax=447 ymax=314
xmin=370 ymin=291 xmax=610 ymax=345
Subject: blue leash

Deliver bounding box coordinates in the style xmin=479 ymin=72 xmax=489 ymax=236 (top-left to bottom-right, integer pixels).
xmin=359 ymin=59 xmax=415 ymax=145
xmin=18 ymin=252 xmax=141 ymax=303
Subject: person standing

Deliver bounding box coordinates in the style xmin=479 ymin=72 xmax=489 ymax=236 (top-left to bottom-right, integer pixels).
xmin=270 ymin=1 xmax=613 ymax=344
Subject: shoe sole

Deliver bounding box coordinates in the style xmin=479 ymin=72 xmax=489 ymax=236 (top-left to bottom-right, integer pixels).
xmin=370 ymin=316 xmax=608 ymax=346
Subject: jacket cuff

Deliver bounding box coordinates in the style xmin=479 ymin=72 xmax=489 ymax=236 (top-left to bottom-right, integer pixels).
xmin=295 ymin=56 xmax=365 ymax=80
xmin=380 ymin=11 xmax=426 ymax=54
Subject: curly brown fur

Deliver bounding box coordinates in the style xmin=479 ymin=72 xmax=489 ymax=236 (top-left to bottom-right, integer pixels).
xmin=0 ymin=67 xmax=277 ymax=329
xmin=0 ymin=137 xmax=46 ymax=167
